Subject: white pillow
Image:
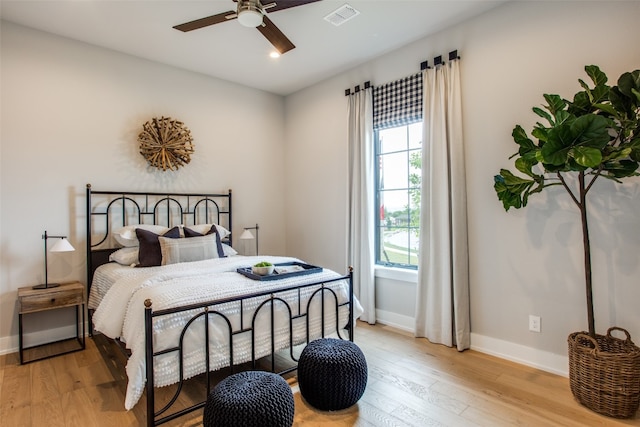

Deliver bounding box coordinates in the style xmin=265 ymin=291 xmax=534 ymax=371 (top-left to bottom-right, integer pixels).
xmin=109 ymin=247 xmax=139 ymax=266
xmin=222 ymin=244 xmax=238 ymax=256
xmin=159 ymin=234 xmax=219 ymax=265
xmin=113 ymin=224 xmax=169 ymax=247
xmin=181 ymin=224 xmax=230 ymax=240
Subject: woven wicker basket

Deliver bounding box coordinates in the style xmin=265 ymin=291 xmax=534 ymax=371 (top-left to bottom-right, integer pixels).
xmin=568 ymin=327 xmax=640 ymax=418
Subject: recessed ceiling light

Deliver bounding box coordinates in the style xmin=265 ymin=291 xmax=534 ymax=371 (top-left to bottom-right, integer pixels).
xmin=270 ymin=51 xmax=281 ymax=58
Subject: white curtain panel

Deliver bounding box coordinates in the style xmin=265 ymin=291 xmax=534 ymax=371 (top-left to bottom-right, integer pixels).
xmin=348 ymin=88 xmax=376 ymax=324
xmin=415 ymin=60 xmax=470 ymax=350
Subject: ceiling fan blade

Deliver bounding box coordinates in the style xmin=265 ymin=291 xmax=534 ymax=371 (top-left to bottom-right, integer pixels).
xmin=173 ymin=11 xmax=237 ymax=32
xmin=266 ymin=0 xmax=323 ymax=13
xmin=257 ymin=15 xmax=295 ymax=54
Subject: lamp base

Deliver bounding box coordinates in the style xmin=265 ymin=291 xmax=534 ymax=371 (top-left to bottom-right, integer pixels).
xmin=32 ymin=283 xmax=60 ymax=290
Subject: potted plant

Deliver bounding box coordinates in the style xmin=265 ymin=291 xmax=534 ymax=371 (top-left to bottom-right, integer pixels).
xmin=493 ymin=65 xmax=640 ymax=418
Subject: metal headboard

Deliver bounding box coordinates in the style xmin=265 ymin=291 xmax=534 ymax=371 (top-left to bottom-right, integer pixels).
xmin=85 ymin=184 xmax=232 ymax=293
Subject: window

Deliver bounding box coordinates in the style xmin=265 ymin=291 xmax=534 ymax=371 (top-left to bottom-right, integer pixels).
xmin=372 ymin=71 xmax=423 ymax=269
xmin=375 ymin=121 xmax=422 ymax=269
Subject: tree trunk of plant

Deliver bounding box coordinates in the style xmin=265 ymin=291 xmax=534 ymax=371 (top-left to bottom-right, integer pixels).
xmin=578 ymin=171 xmax=596 ymax=338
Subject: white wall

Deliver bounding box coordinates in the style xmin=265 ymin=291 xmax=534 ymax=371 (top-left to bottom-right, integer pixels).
xmin=0 ymin=21 xmax=287 ymax=352
xmin=284 ymin=0 xmax=640 ymax=374
xmin=3 ymin=1 xmax=640 ymax=375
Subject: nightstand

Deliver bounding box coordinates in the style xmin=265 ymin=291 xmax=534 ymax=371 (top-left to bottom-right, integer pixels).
xmin=18 ymin=281 xmax=85 ymax=364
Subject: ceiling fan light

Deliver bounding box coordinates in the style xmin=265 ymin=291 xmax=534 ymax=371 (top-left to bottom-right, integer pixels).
xmin=238 ymin=9 xmax=263 ymax=27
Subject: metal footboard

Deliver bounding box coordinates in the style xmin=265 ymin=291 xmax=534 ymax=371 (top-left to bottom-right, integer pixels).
xmin=144 ymin=269 xmax=354 ymax=427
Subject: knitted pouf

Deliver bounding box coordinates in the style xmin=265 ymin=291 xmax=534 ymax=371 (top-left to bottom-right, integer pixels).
xmin=203 ymin=371 xmax=294 ymax=427
xmin=298 ymin=338 xmax=368 ymax=411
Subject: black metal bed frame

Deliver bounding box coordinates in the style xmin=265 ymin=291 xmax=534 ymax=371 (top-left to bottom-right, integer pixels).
xmin=85 ymin=184 xmax=355 ymax=427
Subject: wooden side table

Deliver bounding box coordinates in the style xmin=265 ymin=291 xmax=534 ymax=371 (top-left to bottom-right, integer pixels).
xmin=18 ymin=281 xmax=85 ymax=364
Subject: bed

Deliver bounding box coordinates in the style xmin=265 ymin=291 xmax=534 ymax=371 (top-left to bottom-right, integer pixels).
xmin=85 ymin=185 xmax=362 ymax=426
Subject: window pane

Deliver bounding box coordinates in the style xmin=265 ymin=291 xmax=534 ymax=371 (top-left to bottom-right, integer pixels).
xmin=408 ymin=122 xmax=422 ymax=149
xmin=375 ymin=122 xmax=422 ymax=270
xmin=379 ymin=126 xmax=407 ymax=154
xmin=408 ymin=149 xmax=421 ymax=190
xmin=380 ymin=152 xmax=408 ymax=190
xmin=379 ymin=189 xmax=408 ymax=221
xmin=378 ymin=226 xmax=420 ymax=266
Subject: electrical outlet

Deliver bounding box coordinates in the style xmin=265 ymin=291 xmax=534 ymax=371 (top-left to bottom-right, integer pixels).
xmin=529 ymin=315 xmax=541 ymax=333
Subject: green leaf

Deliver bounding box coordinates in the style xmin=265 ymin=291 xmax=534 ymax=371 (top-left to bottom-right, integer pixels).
xmin=609 ymin=86 xmax=635 ymax=116
xmin=578 ymin=79 xmax=590 ymax=93
xmin=532 ymin=126 xmax=548 ymax=143
xmin=515 ymin=157 xmax=538 ymax=177
xmin=602 ymin=159 xmax=639 ymax=177
xmin=603 ymin=147 xmax=632 ymax=161
xmin=542 ymin=124 xmax=573 ymax=165
xmin=585 ymin=65 xmax=608 ymax=87
xmin=570 ymin=114 xmax=610 ymax=149
xmin=592 ymin=102 xmax=618 ymax=116
xmin=616 ymin=70 xmax=640 ymax=100
xmin=494 ymin=170 xmax=536 ymax=211
xmin=555 ymin=110 xmax=571 ymax=126
xmin=543 ymin=94 xmax=566 ymax=117
xmin=567 ymin=156 xmax=588 ymax=172
xmin=572 ymin=146 xmax=602 ymax=168
xmin=570 ymin=91 xmax=591 ymax=115
xmin=542 ymin=162 xmax=566 ymax=173
xmin=590 ymin=84 xmax=610 ymax=104
xmin=512 ymin=125 xmax=537 ymax=156
xmin=533 ymin=107 xmax=553 ymax=125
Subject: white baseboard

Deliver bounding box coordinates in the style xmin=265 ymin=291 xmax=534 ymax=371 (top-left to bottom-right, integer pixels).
xmin=0 ymin=323 xmax=88 ymax=356
xmin=374 ymin=311 xmax=568 ymax=377
xmin=470 ymin=333 xmax=568 ymax=377
xmin=375 ymin=309 xmax=415 ymax=333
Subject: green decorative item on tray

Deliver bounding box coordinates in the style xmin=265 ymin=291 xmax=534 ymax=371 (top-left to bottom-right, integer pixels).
xmin=252 ymin=261 xmax=274 ymax=276
xmin=493 ymin=65 xmax=640 ymax=418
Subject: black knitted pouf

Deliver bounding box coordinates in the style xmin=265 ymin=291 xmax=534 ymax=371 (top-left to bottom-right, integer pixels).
xmin=298 ymin=338 xmax=368 ymax=411
xmin=203 ymin=371 xmax=294 ymax=427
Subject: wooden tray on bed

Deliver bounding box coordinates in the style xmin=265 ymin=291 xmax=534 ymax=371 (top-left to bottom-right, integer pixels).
xmin=237 ymin=262 xmax=323 ymax=281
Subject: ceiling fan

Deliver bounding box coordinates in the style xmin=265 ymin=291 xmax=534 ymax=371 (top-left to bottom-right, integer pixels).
xmin=173 ymin=0 xmax=322 ymax=54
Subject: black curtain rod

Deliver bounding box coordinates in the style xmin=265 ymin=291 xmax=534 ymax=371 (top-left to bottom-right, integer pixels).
xmin=420 ymin=49 xmax=460 ymax=70
xmin=345 ymin=80 xmax=371 ymax=96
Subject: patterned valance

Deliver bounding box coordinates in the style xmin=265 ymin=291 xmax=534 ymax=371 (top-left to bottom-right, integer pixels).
xmin=373 ymin=72 xmax=423 ymax=130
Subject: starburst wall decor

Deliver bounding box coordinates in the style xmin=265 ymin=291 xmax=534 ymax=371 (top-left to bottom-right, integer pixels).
xmin=138 ymin=116 xmax=195 ymax=171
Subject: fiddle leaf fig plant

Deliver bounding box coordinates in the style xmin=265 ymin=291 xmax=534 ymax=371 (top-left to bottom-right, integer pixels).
xmin=494 ymin=65 xmax=640 ymax=338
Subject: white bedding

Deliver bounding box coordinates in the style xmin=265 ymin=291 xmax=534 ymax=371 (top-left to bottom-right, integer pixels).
xmin=91 ymin=255 xmax=363 ymax=410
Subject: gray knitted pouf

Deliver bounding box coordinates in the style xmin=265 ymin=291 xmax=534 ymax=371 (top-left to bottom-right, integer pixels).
xmin=298 ymin=338 xmax=368 ymax=411
xmin=203 ymin=371 xmax=294 ymax=427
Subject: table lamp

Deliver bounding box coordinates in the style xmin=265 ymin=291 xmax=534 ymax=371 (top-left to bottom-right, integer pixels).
xmin=34 ymin=230 xmax=75 ymax=289
xmin=240 ymin=224 xmax=259 ymax=255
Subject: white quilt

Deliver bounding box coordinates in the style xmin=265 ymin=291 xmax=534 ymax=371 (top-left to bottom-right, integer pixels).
xmin=91 ymin=255 xmax=363 ymax=410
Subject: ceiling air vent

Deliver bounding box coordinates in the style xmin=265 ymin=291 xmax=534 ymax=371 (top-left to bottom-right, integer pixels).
xmin=324 ymin=3 xmax=360 ymax=26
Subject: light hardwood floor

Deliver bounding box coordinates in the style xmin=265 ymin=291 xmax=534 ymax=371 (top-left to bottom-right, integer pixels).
xmin=1 ymin=321 xmax=638 ymax=426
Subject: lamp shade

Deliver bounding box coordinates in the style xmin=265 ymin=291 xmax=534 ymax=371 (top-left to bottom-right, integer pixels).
xmin=50 ymin=238 xmax=75 ymax=252
xmin=240 ymin=229 xmax=255 ymax=240
xmin=238 ymin=9 xmax=263 ymax=27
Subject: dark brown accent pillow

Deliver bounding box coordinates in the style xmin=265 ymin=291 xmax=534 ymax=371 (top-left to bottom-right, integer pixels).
xmin=136 ymin=226 xmax=181 ymax=267
xmin=183 ymin=225 xmax=225 ymax=258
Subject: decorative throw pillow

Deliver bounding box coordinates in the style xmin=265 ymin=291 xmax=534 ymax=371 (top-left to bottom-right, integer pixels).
xmin=113 ymin=224 xmax=169 ymax=247
xmin=109 ymin=247 xmax=139 ymax=266
xmin=159 ymin=234 xmax=219 ymax=265
xmin=183 ymin=223 xmax=230 ymax=240
xmin=183 ymin=225 xmax=225 ymax=258
xmin=136 ymin=226 xmax=180 ymax=267
xmin=222 ymin=243 xmax=238 ymax=257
